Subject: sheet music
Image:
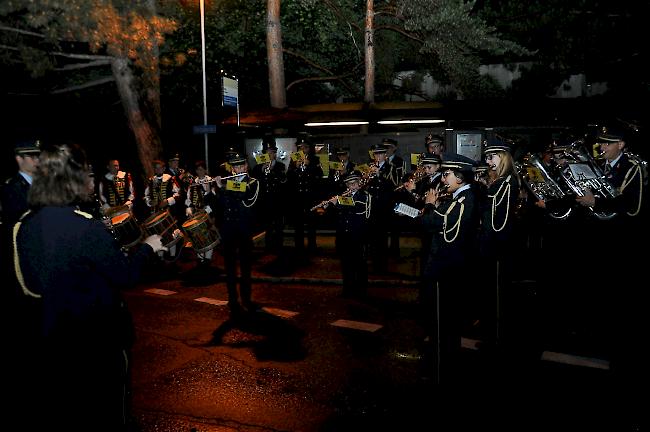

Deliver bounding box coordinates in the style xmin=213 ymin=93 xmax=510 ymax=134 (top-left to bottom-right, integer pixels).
xmin=394 ymin=203 xmax=420 ymax=218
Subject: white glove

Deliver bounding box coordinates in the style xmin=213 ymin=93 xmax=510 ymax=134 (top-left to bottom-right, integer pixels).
xmin=204 ymin=205 xmax=212 ymax=214
xmin=125 ymin=200 xmax=133 ymax=209
xmin=186 ymin=207 xmax=193 ymax=216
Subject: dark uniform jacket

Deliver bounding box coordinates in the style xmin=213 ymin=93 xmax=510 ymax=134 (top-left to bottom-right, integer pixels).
xmin=366 ymin=161 xmax=394 ymax=218
xmin=388 ymin=154 xmax=405 ymax=188
xmin=287 ymin=156 xmax=323 ymax=209
xmin=14 ymin=205 xmax=154 ymax=429
xmin=333 ymin=189 xmax=371 ymax=241
xmin=479 ymin=173 xmax=520 ymax=257
xmin=594 ymin=153 xmax=644 ymax=219
xmin=251 ymin=159 xmax=287 ymax=203
xmin=1 ymin=173 xmax=31 ymax=230
xmin=421 ymin=185 xmax=479 ymax=278
xmin=216 ymin=174 xmax=259 ymax=240
xmin=15 ymin=206 xmax=153 ymax=344
xmin=327 ymin=160 xmax=356 ymax=195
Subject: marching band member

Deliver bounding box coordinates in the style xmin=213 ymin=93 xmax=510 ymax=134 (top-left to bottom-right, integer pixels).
xmin=97 ymin=159 xmax=135 ymax=211
xmin=425 ymin=133 xmax=446 ymax=159
xmin=477 ymin=140 xmax=520 ymax=345
xmin=326 ymin=171 xmax=371 ymax=299
xmin=575 ymin=127 xmax=647 ymax=404
xmin=166 ymin=153 xmax=193 ymax=224
xmin=415 ymin=153 xmax=443 ymax=198
xmin=327 ymin=146 xmax=355 ymax=195
xmin=144 ymin=159 xmax=182 ymax=258
xmin=251 ymin=136 xmax=287 ymax=252
xmin=366 ymin=143 xmax=394 ymax=272
xmin=185 ymin=160 xmax=217 ymax=266
xmin=421 ymin=154 xmax=479 ymax=383
xmin=13 ymin=142 xmax=166 ymax=430
xmin=286 ymin=134 xmax=323 ymax=255
xmin=144 ymin=159 xmax=181 ymax=213
xmin=214 ymin=152 xmax=260 ymax=315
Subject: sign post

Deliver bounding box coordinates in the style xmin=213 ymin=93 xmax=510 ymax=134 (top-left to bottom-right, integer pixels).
xmin=222 ymin=75 xmax=239 ymax=127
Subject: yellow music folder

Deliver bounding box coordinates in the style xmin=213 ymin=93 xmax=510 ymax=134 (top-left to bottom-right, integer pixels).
xmin=337 ymin=196 xmax=354 ymax=206
xmin=411 ymin=153 xmax=421 ymax=166
xmin=255 ymin=153 xmax=270 ymax=164
xmin=330 ymin=161 xmax=344 ymax=170
xmin=226 ymin=180 xmax=247 ymax=192
xmin=290 ymin=150 xmax=305 ymax=161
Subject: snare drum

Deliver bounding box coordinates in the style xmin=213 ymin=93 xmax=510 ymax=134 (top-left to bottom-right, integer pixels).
xmin=181 ymin=211 xmax=221 ymax=253
xmin=142 ymin=209 xmax=182 ymax=248
xmin=104 ymin=205 xmax=142 ymax=248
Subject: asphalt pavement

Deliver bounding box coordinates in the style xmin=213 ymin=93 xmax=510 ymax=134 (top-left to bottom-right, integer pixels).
xmin=125 ymin=231 xmax=641 ymax=431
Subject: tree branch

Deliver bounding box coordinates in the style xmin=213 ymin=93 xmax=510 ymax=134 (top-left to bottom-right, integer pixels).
xmin=374 ymin=24 xmax=423 ymax=43
xmin=50 ymin=76 xmax=115 ymax=94
xmin=322 ymin=0 xmax=363 ymax=33
xmin=54 ymin=59 xmax=112 ymax=71
xmin=0 ymin=23 xmax=44 ymax=38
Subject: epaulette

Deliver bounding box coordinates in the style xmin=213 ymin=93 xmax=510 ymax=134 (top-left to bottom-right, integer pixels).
xmin=458 ymin=196 xmax=466 ymax=203
xmin=74 ymin=209 xmax=94 ymax=219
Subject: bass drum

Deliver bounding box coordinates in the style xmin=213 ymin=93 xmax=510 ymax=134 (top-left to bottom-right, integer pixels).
xmin=142 ymin=209 xmax=183 ymax=248
xmin=182 ymin=211 xmax=221 ymax=254
xmin=104 ymin=205 xmax=142 ymax=248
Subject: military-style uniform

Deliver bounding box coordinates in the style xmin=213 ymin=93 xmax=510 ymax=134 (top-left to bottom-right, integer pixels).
xmin=215 ymin=156 xmax=260 ymax=312
xmin=329 ymin=172 xmax=371 ymax=298
xmin=286 ymin=149 xmax=323 ymax=253
xmin=98 ymin=170 xmax=135 ymax=209
xmin=477 ymin=142 xmax=520 ymax=344
xmin=421 ymin=155 xmax=479 ymax=383
xmin=252 ymin=153 xmax=286 ymax=251
xmin=14 ymin=206 xmax=155 ymax=429
xmin=365 ymin=145 xmax=394 ymax=271
xmin=144 ymin=173 xmax=181 ymax=213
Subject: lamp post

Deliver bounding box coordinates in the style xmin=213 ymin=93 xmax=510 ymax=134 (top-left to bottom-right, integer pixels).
xmin=199 ymin=0 xmax=209 ymax=165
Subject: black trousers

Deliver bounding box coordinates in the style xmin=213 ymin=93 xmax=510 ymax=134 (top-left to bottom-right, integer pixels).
xmin=222 ymin=235 xmax=253 ymax=306
xmin=336 ymin=235 xmax=368 ymax=296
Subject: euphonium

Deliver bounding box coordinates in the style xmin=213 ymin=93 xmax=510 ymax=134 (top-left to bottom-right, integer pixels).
xmin=556 ymin=141 xmax=619 ymax=220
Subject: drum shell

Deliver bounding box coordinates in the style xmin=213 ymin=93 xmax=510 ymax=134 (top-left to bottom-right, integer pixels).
xmin=182 ymin=211 xmax=220 ymax=253
xmin=142 ymin=209 xmax=182 ymax=248
xmin=105 ymin=205 xmax=142 ymax=248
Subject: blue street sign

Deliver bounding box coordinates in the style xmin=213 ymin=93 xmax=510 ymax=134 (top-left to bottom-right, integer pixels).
xmin=193 ymin=124 xmax=217 ymax=134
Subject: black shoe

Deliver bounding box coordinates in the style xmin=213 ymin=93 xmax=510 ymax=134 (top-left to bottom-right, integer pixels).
xmin=228 ymin=302 xmax=243 ymax=316
xmin=242 ymin=301 xmax=261 ymax=313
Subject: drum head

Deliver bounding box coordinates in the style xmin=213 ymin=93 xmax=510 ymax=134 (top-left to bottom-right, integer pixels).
xmin=104 ymin=205 xmax=129 ymax=218
xmin=112 ymin=212 xmax=131 ymax=226
xmin=144 ymin=210 xmax=168 ymax=227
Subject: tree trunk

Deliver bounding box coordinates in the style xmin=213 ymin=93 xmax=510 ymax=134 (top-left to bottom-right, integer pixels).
xmin=267 ymin=0 xmax=287 ymax=109
xmin=144 ymin=0 xmax=162 ymax=131
xmin=111 ymin=57 xmax=162 ymax=179
xmin=364 ymin=0 xmax=375 ymax=104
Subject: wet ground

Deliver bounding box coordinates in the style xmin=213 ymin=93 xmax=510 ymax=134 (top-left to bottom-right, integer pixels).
xmin=126 ymin=232 xmax=643 ymax=431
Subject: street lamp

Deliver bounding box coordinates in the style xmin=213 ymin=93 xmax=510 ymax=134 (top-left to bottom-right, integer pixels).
xmin=199 ymin=0 xmax=209 ymax=165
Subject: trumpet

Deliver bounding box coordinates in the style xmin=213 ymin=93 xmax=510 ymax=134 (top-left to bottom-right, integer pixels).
xmin=263 ymin=161 xmax=271 ymax=175
xmin=394 ymin=166 xmax=427 ymax=191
